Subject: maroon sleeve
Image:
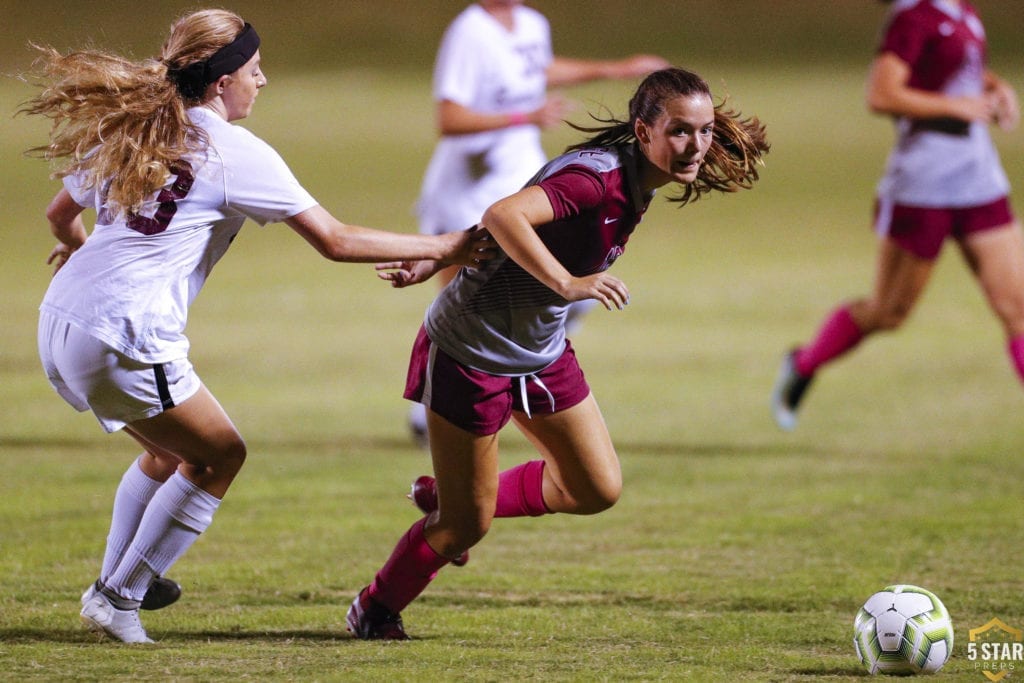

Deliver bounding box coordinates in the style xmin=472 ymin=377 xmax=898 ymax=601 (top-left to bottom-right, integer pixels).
xmin=536 ymin=166 xmax=605 ymax=221
xmin=878 ymin=7 xmax=928 ymax=65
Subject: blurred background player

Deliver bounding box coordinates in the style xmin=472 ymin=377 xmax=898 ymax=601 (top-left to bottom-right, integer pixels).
xmin=27 ymin=9 xmax=490 ymax=644
xmin=349 ymin=67 xmax=770 ymax=640
xmin=771 ymin=0 xmax=1021 ymax=431
xmin=408 ymin=0 xmax=669 ymax=444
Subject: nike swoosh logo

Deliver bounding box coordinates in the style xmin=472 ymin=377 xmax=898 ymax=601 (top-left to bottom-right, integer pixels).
xmin=604 ymin=217 xmax=619 ymax=224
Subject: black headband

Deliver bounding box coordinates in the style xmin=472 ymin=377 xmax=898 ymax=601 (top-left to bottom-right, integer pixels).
xmin=169 ymin=23 xmax=261 ymax=99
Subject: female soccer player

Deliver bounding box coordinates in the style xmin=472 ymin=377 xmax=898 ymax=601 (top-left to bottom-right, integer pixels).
xmin=771 ymin=0 xmax=1022 ymax=430
xmin=348 ymin=67 xmax=770 ymax=639
xmin=26 ymin=9 xmax=490 ymax=644
xmin=408 ymin=0 xmax=668 ymax=443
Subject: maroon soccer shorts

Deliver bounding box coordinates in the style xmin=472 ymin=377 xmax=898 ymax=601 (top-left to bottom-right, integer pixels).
xmin=874 ymin=196 xmax=1014 ymax=260
xmin=404 ymin=326 xmax=591 ymax=436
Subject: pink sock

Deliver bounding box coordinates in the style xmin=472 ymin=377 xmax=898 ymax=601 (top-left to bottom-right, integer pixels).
xmin=1007 ymin=336 xmax=1024 ymax=383
xmin=494 ymin=460 xmax=550 ymax=518
xmin=367 ymin=517 xmax=449 ymax=614
xmin=794 ymin=305 xmax=864 ymax=376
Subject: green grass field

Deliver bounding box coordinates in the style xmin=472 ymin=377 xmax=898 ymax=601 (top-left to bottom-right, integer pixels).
xmin=2 ymin=53 xmax=1024 ymax=682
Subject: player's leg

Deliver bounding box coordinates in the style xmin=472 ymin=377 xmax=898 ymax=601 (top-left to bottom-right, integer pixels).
xmin=510 ymin=393 xmax=622 ymax=515
xmin=773 ymin=236 xmax=936 ymax=430
xmin=94 ymin=386 xmax=244 ymax=608
xmin=958 ymin=220 xmax=1024 ymax=380
xmin=84 ymin=450 xmax=182 ymax=612
xmin=349 ymin=409 xmax=500 ymax=640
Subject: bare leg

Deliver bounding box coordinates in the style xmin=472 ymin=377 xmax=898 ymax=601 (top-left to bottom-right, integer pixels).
xmin=959 ymin=222 xmax=1024 ymax=380
xmin=510 ymin=394 xmax=621 ymax=515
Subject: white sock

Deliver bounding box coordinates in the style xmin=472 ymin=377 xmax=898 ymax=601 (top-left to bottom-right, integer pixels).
xmin=99 ymin=456 xmax=164 ymax=585
xmin=409 ymin=401 xmax=427 ymax=432
xmin=105 ymin=472 xmax=220 ymax=603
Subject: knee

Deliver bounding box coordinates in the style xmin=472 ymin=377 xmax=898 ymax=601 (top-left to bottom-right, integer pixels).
xmin=435 ymin=510 xmax=492 ymax=553
xmin=866 ymin=306 xmax=911 ymax=332
xmin=191 ymin=436 xmax=247 ymax=480
xmin=218 ymin=437 xmax=248 ymax=473
xmin=571 ymin=477 xmax=622 ymax=515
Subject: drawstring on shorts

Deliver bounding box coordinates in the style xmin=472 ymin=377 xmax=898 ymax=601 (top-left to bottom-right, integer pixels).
xmin=518 ymin=374 xmax=556 ymax=419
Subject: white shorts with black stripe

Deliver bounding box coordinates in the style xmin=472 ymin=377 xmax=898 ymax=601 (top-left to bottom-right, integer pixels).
xmin=38 ymin=312 xmax=201 ymax=433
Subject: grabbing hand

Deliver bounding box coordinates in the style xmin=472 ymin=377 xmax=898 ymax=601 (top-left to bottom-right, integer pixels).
xmin=440 ymin=225 xmax=497 ymax=268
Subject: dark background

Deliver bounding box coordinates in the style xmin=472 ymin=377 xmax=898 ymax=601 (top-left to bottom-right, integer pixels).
xmin=3 ymin=1 xmax=1021 ymax=75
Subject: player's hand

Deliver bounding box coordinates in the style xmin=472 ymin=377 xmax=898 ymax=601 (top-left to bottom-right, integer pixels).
xmin=948 ymin=95 xmax=993 ymax=124
xmin=46 ymin=242 xmax=77 ymax=275
xmin=439 ymin=225 xmax=496 ymax=268
xmin=533 ymin=94 xmax=575 ymax=130
xmin=566 ymin=272 xmax=631 ymax=311
xmin=376 ymin=260 xmax=444 ymax=288
xmin=613 ymin=54 xmax=671 ymax=79
xmin=987 ymin=81 xmax=1020 ymax=131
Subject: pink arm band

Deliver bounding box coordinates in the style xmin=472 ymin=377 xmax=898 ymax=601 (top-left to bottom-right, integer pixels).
xmin=508 ymin=112 xmax=529 ymax=126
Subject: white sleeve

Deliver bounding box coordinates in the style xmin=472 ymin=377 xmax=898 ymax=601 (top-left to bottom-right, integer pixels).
xmin=432 ymin=18 xmax=486 ymax=106
xmin=221 ymin=130 xmax=318 ymax=226
xmin=62 ymin=171 xmax=97 ymax=209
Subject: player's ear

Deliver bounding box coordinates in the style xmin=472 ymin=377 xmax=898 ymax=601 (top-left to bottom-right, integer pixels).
xmin=634 ymin=118 xmax=651 ymax=145
xmin=212 ymin=74 xmax=232 ymax=95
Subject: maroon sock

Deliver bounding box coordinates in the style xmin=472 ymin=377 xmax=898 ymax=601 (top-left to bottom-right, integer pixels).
xmin=366 ymin=517 xmax=449 ymax=614
xmin=794 ymin=305 xmax=864 ymax=376
xmin=1008 ymin=335 xmax=1024 ymax=383
xmin=494 ymin=460 xmax=550 ymax=518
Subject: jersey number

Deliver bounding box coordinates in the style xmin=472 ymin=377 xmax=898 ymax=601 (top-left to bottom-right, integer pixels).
xmin=126 ymin=161 xmax=196 ymax=236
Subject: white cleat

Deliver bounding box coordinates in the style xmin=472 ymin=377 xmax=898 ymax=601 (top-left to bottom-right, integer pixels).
xmin=80 ymin=592 xmax=153 ymax=644
xmin=771 ymin=350 xmax=814 ymax=432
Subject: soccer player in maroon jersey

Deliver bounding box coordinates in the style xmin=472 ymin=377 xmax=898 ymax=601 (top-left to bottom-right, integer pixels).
xmin=772 ymin=0 xmax=1022 ymax=431
xmin=347 ymin=67 xmax=770 ymax=639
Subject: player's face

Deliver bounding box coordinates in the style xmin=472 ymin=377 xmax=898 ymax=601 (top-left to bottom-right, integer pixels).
xmin=221 ymin=51 xmax=266 ymax=122
xmin=635 ymin=92 xmax=715 ymax=190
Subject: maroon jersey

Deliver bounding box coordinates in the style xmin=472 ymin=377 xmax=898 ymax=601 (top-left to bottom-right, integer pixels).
xmin=424 ymin=144 xmax=654 ymax=375
xmin=875 ymin=0 xmax=1009 ymax=207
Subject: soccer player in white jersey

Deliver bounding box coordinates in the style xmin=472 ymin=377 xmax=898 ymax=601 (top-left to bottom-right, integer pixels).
xmin=408 ymin=0 xmax=668 ymax=443
xmin=772 ymin=0 xmax=1022 ymax=431
xmin=347 ymin=68 xmax=770 ymax=640
xmin=25 ymin=9 xmax=491 ymax=644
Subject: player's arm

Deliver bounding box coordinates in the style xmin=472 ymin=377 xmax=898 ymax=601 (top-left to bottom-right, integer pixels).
xmin=437 ymin=98 xmax=569 ymax=134
xmin=481 ymin=186 xmax=629 ymax=310
xmin=285 ymin=205 xmax=492 ymax=266
xmin=545 ymin=54 xmax=669 ymax=88
xmin=45 ymin=188 xmax=88 ymax=274
xmin=866 ymin=52 xmax=993 ymax=123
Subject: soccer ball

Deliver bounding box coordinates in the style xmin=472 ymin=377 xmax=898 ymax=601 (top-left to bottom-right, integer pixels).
xmin=853 ymin=584 xmax=953 ymax=675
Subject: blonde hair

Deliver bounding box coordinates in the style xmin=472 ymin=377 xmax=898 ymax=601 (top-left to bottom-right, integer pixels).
xmin=19 ymin=10 xmax=246 ymax=214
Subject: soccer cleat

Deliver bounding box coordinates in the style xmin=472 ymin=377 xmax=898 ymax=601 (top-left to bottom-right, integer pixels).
xmin=346 ymin=588 xmax=410 ymax=641
xmin=771 ymin=349 xmax=814 ymax=431
xmin=408 ymin=476 xmax=468 ymax=566
xmin=141 ymin=576 xmax=182 ymax=611
xmin=82 ymin=576 xmax=182 ymax=611
xmin=80 ymin=592 xmax=154 ymax=644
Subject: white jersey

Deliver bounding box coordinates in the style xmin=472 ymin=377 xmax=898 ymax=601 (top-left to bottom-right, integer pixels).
xmin=40 ymin=106 xmax=317 ymax=363
xmin=416 ymin=3 xmax=552 ymax=234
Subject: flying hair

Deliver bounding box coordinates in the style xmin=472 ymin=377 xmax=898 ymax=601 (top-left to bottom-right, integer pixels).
xmin=566 ymin=67 xmax=770 ymax=205
xmin=17 ymin=10 xmax=250 ymax=215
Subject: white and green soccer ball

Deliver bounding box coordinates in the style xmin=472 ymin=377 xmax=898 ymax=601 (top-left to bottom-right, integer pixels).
xmin=853 ymin=584 xmax=953 ymax=675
